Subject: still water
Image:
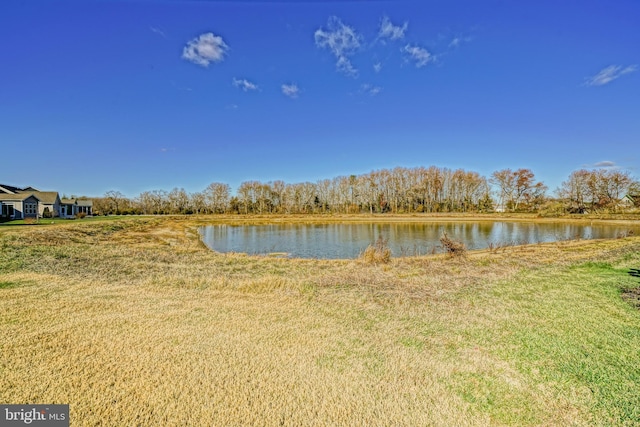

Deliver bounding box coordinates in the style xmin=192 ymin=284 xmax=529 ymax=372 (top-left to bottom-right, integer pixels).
xmin=199 ymin=222 xmax=638 ymax=259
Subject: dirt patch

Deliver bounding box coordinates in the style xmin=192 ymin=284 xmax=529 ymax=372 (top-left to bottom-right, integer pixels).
xmin=622 ymin=286 xmax=640 ymax=310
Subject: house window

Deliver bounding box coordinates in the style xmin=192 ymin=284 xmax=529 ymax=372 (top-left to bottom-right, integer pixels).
xmin=2 ymin=204 xmax=14 ymax=217
xmin=25 ymin=203 xmax=37 ymax=215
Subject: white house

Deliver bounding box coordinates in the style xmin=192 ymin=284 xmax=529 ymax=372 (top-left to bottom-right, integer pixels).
xmin=0 ymin=193 xmax=40 ymax=219
xmin=0 ymin=183 xmax=92 ymax=219
xmin=60 ymin=198 xmax=93 ymax=218
xmin=620 ymin=194 xmax=639 ymax=210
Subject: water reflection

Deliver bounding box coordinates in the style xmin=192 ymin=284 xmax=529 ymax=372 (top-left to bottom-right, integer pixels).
xmin=199 ymin=222 xmax=638 ymax=259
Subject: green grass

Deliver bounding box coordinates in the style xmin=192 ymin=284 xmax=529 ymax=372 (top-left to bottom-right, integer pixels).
xmin=0 ymin=215 xmax=129 ymax=227
xmin=0 ymin=216 xmax=639 ymax=425
xmin=445 ymin=260 xmax=640 ymax=425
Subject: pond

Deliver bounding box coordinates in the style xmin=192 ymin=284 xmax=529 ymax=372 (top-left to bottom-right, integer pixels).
xmin=199 ymin=221 xmax=639 ymax=259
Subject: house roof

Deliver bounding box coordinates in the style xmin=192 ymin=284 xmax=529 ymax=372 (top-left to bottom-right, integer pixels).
xmin=0 ymin=185 xmax=57 ymax=204
xmin=0 ymin=184 xmax=24 ymax=194
xmin=0 ymin=193 xmax=40 ymax=202
xmin=26 ymin=191 xmax=60 ymax=205
xmin=61 ymin=198 xmax=93 ymax=206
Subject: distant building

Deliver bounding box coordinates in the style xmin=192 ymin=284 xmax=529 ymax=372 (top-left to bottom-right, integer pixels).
xmin=0 ymin=184 xmax=92 ymax=220
xmin=0 ymin=193 xmax=40 ymax=219
xmin=60 ymin=198 xmax=93 ymax=218
xmin=620 ymin=194 xmax=640 ymax=209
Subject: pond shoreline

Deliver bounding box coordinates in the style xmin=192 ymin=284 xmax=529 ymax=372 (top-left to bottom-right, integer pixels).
xmin=187 ymin=212 xmax=640 ymax=226
xmin=198 ymin=217 xmax=640 ymax=259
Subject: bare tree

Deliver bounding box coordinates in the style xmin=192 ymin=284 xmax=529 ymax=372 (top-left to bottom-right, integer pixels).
xmin=490 ymin=169 xmax=516 ymax=212
xmin=491 ymin=168 xmax=546 ymax=212
xmin=190 ymin=192 xmax=207 ymax=215
xmin=149 ymin=190 xmax=169 ymax=214
xmin=558 ymin=169 xmax=637 ymax=212
xmin=168 ymin=187 xmax=190 ymax=214
xmin=205 ymin=182 xmax=230 ymax=214
xmin=104 ymin=190 xmax=126 ymax=214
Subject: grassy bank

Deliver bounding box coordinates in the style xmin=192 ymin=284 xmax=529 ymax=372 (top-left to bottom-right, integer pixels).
xmin=1 ymin=216 xmax=639 ymax=425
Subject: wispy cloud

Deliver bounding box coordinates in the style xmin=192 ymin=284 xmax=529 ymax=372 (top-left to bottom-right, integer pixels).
xmin=360 ymin=84 xmax=382 ymax=96
xmin=232 ymin=78 xmax=259 ymax=92
xmin=449 ymin=35 xmax=472 ymax=48
xmin=150 ymin=26 xmax=168 ymax=39
xmin=336 ymin=56 xmax=358 ymax=76
xmin=594 ymin=160 xmax=616 ymax=168
xmin=182 ymin=33 xmax=229 ymax=67
xmin=314 ymin=16 xmax=361 ymax=77
xmin=379 ymin=16 xmax=408 ymax=41
xmin=373 ymin=62 xmax=382 ymax=73
xmin=585 ymin=65 xmax=637 ymax=86
xmin=225 ymin=104 xmax=239 ymax=110
xmin=580 ymin=160 xmax=624 ymax=170
xmin=402 ymin=44 xmax=433 ymax=68
xmin=170 ymin=81 xmax=192 ymax=92
xmin=281 ymin=84 xmax=300 ymax=99
xmin=593 ymin=160 xmax=622 ymax=170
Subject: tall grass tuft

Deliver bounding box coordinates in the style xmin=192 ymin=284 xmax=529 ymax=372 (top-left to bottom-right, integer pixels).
xmin=440 ymin=232 xmax=466 ymax=257
xmin=361 ymin=235 xmax=392 ymax=264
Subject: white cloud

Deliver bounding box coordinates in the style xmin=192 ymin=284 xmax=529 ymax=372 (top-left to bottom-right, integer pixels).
xmin=448 ymin=35 xmax=472 ymax=48
xmin=225 ymin=104 xmax=239 ymax=110
xmin=594 ymin=161 xmax=618 ymax=168
xmin=281 ymin=84 xmax=300 ymax=99
xmin=182 ymin=33 xmax=229 ymax=67
xmin=580 ymin=160 xmax=623 ymax=170
xmin=360 ymin=83 xmax=382 ymax=96
xmin=150 ymin=26 xmax=167 ymax=39
xmin=373 ymin=62 xmax=382 ymax=73
xmin=232 ymin=78 xmax=259 ymax=92
xmin=585 ymin=65 xmax=637 ymax=86
xmin=315 ymin=16 xmax=361 ymax=76
xmin=379 ymin=16 xmax=408 ymax=41
xmin=403 ymin=44 xmax=432 ymax=68
xmin=336 ymin=56 xmax=358 ymax=77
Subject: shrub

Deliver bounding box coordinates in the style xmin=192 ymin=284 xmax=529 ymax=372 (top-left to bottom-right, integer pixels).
xmin=42 ymin=207 xmax=52 ymax=218
xmin=75 ymin=212 xmax=87 ymax=219
xmin=616 ymin=229 xmax=634 ymax=239
xmin=361 ymin=235 xmax=392 ymax=264
xmin=440 ymin=232 xmax=466 ymax=257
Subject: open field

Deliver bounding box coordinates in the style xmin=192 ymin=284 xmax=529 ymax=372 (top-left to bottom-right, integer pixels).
xmin=1 ymin=216 xmax=640 ymax=426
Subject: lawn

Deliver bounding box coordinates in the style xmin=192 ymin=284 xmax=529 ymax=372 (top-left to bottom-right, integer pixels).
xmin=1 ymin=216 xmax=639 ymax=426
xmin=0 ymin=215 xmax=130 ymax=227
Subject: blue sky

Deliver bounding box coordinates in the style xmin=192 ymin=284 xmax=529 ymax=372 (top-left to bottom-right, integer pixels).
xmin=1 ymin=0 xmax=638 ymax=197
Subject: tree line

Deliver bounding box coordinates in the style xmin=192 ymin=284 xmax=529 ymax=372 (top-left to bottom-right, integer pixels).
xmin=93 ymin=166 xmax=639 ymax=216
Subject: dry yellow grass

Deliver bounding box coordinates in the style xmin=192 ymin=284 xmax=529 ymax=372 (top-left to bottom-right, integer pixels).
xmin=1 ymin=217 xmax=640 ymax=425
